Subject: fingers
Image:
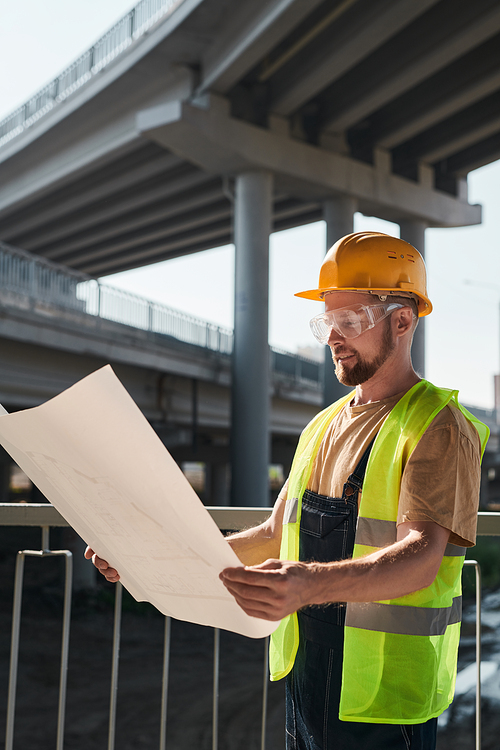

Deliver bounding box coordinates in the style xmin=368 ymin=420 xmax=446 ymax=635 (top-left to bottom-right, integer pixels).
xmin=220 ymin=558 xmax=283 ymax=583
xmin=95 ymin=559 xmax=120 ymax=582
xmin=83 ymin=546 xmax=120 ymax=582
xmin=219 ymin=560 xmax=308 ymax=620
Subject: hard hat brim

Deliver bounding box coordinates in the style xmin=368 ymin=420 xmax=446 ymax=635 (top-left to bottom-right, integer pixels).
xmin=294 ymin=287 xmax=433 ymax=317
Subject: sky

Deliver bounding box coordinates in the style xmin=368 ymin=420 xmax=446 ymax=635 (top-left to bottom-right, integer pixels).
xmin=0 ymin=1 xmax=499 ymax=409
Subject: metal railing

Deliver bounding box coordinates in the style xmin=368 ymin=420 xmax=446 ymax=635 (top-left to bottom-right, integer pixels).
xmin=1 ymin=505 xmax=272 ymax=750
xmin=1 ymin=504 xmax=499 ymax=750
xmin=77 ymin=278 xmax=235 ymax=354
xmin=0 ymin=0 xmax=187 ymax=149
xmin=0 ymin=241 xmax=323 ymax=385
xmin=0 ymin=242 xmax=86 ymax=312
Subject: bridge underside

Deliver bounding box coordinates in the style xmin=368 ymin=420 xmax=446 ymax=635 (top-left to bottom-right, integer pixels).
xmin=0 ymin=0 xmax=496 ymax=275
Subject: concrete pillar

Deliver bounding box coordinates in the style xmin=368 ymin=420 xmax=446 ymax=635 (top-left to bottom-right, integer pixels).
xmin=399 ymin=220 xmax=427 ymax=377
xmin=322 ymin=197 xmax=357 ymax=406
xmin=324 ymin=196 xmax=357 ymax=247
xmin=230 ymin=171 xmax=273 ymax=506
xmin=210 ymin=463 xmax=230 ymax=506
xmin=0 ymin=449 xmax=11 ymax=502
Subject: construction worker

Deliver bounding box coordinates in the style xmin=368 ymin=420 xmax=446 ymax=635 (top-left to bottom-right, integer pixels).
xmin=219 ymin=232 xmax=489 ymax=749
xmin=87 ymin=231 xmax=489 ymax=750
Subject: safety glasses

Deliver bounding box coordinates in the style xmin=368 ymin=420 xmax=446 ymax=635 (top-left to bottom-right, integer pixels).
xmin=310 ymin=303 xmax=404 ymax=344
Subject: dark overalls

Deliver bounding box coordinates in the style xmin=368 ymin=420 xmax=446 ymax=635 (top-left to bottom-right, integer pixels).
xmin=285 ymin=441 xmax=438 ymax=750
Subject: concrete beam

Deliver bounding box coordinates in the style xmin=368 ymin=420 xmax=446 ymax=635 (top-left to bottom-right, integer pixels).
xmin=138 ymin=98 xmax=481 ymax=227
xmin=20 ymin=169 xmax=210 ymax=253
xmin=270 ymin=0 xmax=440 ymax=116
xmin=420 ymin=115 xmax=500 ymax=164
xmin=0 ymin=152 xmax=180 ymax=239
xmin=54 ymin=195 xmax=317 ymax=265
xmin=57 ymin=201 xmax=232 ymax=267
xmin=35 ymin=182 xmax=223 ymax=258
xmin=199 ymin=0 xmax=325 ymax=94
xmin=82 ymin=222 xmax=232 ymax=275
xmin=0 ymin=135 xmax=143 ymax=220
xmin=323 ymin=3 xmax=500 ymax=132
xmin=378 ymin=69 xmax=500 ymax=149
xmin=455 ymin=144 xmax=500 ymax=178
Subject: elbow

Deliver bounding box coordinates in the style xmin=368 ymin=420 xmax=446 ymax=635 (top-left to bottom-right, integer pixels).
xmin=415 ymin=554 xmax=443 ymax=592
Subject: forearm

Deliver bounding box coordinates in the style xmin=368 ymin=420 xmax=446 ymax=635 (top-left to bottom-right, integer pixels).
xmin=226 ymin=492 xmax=285 ymax=566
xmin=306 ymin=530 xmax=441 ymax=605
xmin=227 ymin=523 xmax=281 ymax=566
xmin=220 ymin=522 xmax=451 ymax=621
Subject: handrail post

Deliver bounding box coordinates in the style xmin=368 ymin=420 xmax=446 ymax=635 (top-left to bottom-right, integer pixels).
xmin=108 ymin=583 xmax=123 ymax=750
xmin=212 ymin=628 xmax=220 ymax=750
xmin=5 ymin=552 xmax=26 ymax=750
xmin=464 ymin=559 xmax=482 ymax=750
xmin=42 ymin=525 xmax=50 ymax=553
xmin=475 ymin=561 xmax=482 ymax=750
xmin=52 ymin=549 xmax=74 ymax=750
xmin=261 ymin=636 xmax=270 ymax=750
xmin=159 ymin=616 xmax=171 ymax=750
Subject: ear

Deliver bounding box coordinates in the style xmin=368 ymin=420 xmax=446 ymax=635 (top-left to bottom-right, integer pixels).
xmin=394 ymin=307 xmax=415 ymax=337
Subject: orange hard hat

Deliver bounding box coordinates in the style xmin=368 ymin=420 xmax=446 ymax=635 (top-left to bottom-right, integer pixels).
xmin=295 ymin=231 xmax=432 ymax=316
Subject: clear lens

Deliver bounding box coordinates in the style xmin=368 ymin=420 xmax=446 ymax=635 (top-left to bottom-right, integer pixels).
xmin=309 ymin=303 xmax=403 ymax=344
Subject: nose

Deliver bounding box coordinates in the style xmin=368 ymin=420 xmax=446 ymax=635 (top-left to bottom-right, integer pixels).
xmin=327 ymin=325 xmax=345 ymax=347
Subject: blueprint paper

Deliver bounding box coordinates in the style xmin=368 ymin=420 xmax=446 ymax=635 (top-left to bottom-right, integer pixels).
xmin=0 ymin=365 xmax=279 ymax=639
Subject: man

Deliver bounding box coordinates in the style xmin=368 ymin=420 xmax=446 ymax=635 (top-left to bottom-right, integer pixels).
xmin=87 ymin=232 xmax=489 ymax=750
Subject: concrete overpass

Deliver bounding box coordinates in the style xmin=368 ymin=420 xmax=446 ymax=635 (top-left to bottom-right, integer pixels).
xmin=0 ymin=241 xmax=322 ymax=506
xmin=1 ymin=0 xmax=500 ymax=503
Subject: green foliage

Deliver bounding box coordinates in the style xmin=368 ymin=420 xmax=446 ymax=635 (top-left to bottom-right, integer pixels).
xmin=463 ymin=537 xmax=500 ymax=600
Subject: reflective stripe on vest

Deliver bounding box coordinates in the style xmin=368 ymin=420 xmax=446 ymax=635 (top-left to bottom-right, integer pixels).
xmin=269 ymin=380 xmax=490 ymax=725
xmin=355 ymin=518 xmax=467 ymax=556
xmin=345 ymin=596 xmax=462 ymax=636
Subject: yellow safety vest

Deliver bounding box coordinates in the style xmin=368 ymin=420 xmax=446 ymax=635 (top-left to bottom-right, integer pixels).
xmin=269 ymin=380 xmax=489 ymax=725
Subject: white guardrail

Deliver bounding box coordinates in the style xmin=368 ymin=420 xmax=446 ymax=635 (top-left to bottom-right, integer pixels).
xmin=2 ymin=504 xmax=500 ymax=750
xmin=0 ymin=0 xmax=187 ymax=149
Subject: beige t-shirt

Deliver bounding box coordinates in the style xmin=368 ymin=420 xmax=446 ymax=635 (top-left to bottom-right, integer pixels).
xmin=279 ymin=391 xmax=482 ymax=547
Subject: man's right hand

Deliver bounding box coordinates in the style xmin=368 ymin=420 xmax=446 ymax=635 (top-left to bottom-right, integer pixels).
xmin=84 ymin=547 xmax=120 ymax=582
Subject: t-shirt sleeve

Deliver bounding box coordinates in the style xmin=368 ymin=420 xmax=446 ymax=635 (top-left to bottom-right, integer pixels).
xmin=398 ymin=406 xmax=482 ymax=547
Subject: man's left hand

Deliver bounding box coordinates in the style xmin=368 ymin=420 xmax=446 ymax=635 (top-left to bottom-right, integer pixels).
xmin=220 ymin=559 xmax=313 ymax=620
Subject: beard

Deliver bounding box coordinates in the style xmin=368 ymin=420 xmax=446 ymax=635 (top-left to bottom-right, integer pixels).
xmin=332 ymin=320 xmax=395 ymax=386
